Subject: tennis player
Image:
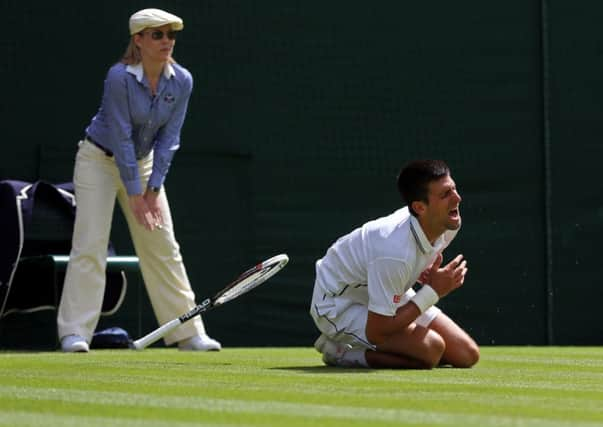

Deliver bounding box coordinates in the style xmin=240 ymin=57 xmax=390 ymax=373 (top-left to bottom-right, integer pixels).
xmin=310 ymin=159 xmax=479 ymax=368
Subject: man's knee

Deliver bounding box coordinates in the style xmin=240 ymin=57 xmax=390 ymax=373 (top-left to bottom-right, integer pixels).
xmin=459 ymin=341 xmax=480 ymax=368
xmin=423 ymin=331 xmax=446 ymax=369
xmin=451 ymin=339 xmax=480 ymax=368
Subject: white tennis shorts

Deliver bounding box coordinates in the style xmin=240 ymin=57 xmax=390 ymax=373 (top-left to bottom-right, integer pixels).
xmin=310 ymin=285 xmax=441 ymax=350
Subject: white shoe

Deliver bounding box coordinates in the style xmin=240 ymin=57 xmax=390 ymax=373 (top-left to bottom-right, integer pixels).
xmin=61 ymin=335 xmax=89 ymax=353
xmin=178 ymin=334 xmax=222 ymax=351
xmin=314 ymin=334 xmax=351 ymax=366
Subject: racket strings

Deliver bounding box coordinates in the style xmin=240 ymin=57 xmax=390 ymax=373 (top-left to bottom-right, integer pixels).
xmin=214 ymin=265 xmax=279 ymax=305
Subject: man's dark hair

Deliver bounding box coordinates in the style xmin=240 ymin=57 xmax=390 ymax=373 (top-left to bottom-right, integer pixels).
xmin=397 ymin=160 xmax=450 ymax=216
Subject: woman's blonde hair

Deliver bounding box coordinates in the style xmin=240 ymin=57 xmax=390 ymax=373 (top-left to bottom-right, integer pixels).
xmin=121 ymin=35 xmax=175 ymax=65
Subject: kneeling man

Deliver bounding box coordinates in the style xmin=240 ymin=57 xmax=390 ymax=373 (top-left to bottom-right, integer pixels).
xmin=310 ymin=159 xmax=479 ymax=369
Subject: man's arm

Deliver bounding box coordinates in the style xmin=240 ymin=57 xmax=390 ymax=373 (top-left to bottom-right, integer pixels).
xmin=366 ymin=303 xmax=422 ymax=345
xmin=366 ymin=253 xmax=467 ymax=345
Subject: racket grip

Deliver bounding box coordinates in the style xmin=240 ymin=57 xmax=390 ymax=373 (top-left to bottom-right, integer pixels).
xmin=132 ymin=318 xmax=182 ymax=350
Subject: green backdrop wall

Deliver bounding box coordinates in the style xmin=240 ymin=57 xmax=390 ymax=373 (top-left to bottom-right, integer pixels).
xmin=1 ymin=1 xmax=601 ymax=347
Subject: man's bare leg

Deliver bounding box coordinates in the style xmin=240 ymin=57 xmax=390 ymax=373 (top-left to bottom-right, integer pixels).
xmin=429 ymin=312 xmax=479 ymax=368
xmin=366 ymin=322 xmax=446 ymax=369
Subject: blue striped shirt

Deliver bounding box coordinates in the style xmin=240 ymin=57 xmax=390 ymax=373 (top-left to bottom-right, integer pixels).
xmin=86 ymin=62 xmax=193 ymax=195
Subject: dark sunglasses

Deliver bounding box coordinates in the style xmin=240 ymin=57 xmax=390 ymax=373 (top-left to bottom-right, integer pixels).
xmin=143 ymin=29 xmax=178 ymax=41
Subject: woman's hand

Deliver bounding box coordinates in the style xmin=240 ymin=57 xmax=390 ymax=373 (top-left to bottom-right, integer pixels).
xmin=128 ymin=194 xmax=157 ymax=231
xmin=143 ymin=189 xmax=164 ymax=229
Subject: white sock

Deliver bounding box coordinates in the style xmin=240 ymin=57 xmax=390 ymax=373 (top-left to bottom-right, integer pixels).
xmin=341 ymin=349 xmax=369 ymax=368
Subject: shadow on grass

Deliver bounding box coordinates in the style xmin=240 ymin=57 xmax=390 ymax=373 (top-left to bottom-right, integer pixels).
xmin=270 ymin=366 xmax=375 ymax=374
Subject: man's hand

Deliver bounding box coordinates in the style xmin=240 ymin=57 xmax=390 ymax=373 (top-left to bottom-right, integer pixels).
xmin=428 ymin=253 xmax=468 ymax=298
xmin=128 ymin=194 xmax=156 ymax=231
xmin=418 ymin=265 xmax=431 ymax=284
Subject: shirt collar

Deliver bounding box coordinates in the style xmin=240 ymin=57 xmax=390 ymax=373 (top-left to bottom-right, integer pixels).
xmin=126 ymin=63 xmax=176 ymax=82
xmin=409 ymin=215 xmax=446 ymax=255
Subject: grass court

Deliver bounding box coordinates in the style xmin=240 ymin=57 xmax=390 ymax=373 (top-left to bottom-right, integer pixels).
xmin=0 ymin=346 xmax=601 ymax=426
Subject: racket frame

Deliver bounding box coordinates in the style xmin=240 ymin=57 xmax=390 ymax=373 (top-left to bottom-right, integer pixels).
xmin=131 ymin=254 xmax=288 ymax=350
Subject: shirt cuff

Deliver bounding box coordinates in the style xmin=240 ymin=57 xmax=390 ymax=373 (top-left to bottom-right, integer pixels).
xmin=124 ymin=179 xmax=143 ymax=196
xmin=147 ymin=174 xmax=165 ymax=191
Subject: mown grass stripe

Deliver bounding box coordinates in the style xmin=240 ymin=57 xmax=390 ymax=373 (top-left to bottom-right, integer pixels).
xmin=2 ymin=373 xmax=602 ymax=410
xmin=0 ymin=411 xmax=234 ymax=427
xmin=0 ymin=385 xmax=601 ymax=427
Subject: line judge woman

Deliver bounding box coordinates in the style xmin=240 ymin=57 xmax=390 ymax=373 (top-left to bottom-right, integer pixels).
xmin=57 ymin=8 xmax=221 ymax=352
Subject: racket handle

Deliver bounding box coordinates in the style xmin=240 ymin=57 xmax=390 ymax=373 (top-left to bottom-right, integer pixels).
xmin=132 ymin=318 xmax=182 ymax=350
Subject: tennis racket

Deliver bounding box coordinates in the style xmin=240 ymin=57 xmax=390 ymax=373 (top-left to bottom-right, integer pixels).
xmin=132 ymin=254 xmax=289 ymax=350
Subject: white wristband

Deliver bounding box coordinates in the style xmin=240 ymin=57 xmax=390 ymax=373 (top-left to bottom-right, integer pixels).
xmin=411 ymin=285 xmax=439 ymax=313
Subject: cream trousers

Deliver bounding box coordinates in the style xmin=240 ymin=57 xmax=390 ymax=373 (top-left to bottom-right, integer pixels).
xmin=57 ymin=140 xmax=206 ymax=345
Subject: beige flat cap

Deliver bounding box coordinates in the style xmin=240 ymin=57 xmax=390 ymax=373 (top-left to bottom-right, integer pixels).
xmin=129 ymin=8 xmax=183 ymax=35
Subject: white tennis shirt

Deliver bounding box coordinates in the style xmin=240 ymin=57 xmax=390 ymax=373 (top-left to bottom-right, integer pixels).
xmin=313 ymin=207 xmax=458 ymax=317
